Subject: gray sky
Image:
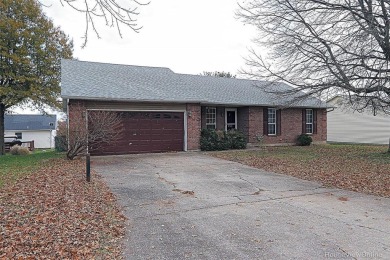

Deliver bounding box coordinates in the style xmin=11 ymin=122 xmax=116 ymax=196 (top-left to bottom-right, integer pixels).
xmin=42 ymin=0 xmax=257 ymax=75
xmin=12 ymin=0 xmax=258 ymax=115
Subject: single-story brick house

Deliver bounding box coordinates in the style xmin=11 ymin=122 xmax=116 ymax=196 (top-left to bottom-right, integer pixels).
xmin=61 ymin=59 xmax=327 ymax=155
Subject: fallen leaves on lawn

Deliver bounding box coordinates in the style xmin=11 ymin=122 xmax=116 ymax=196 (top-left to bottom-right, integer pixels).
xmin=0 ymin=158 xmax=126 ymax=259
xmin=211 ymin=145 xmax=390 ymax=197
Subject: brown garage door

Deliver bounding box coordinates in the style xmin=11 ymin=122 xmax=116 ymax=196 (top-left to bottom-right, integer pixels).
xmin=89 ymin=111 xmax=184 ymax=155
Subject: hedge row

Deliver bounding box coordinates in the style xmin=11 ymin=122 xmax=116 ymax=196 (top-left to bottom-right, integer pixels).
xmin=200 ymin=129 xmax=247 ymax=151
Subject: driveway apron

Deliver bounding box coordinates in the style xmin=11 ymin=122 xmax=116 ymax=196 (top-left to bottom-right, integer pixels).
xmin=92 ymin=153 xmax=390 ymax=260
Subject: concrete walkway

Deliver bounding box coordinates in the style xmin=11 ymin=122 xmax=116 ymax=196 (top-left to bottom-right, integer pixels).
xmin=92 ymin=153 xmax=390 ymax=260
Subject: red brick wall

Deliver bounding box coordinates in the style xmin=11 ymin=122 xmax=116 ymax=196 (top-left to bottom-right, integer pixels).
xmin=67 ymin=100 xmax=87 ymax=149
xmin=187 ymin=103 xmax=201 ymax=150
xmin=312 ymin=108 xmax=327 ymax=143
xmin=67 ymin=99 xmax=87 ymax=132
xmin=247 ymin=107 xmax=264 ymax=144
xmin=263 ymin=108 xmax=302 ymax=144
xmin=247 ymin=107 xmax=327 ymax=145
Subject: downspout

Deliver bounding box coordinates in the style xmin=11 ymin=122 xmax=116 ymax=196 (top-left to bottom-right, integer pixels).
xmin=67 ymin=100 xmax=70 ymax=151
xmin=86 ymin=109 xmax=89 ymax=154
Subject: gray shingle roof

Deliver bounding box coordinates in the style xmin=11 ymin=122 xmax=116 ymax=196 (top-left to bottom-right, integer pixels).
xmin=5 ymin=114 xmax=57 ymax=131
xmin=61 ymin=59 xmax=326 ymax=108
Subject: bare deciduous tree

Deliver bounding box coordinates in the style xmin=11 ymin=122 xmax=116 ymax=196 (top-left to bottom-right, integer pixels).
xmin=67 ymin=103 xmax=124 ymax=159
xmin=56 ymin=0 xmax=149 ymax=47
xmin=237 ymin=0 xmax=390 ymax=113
xmin=201 ymin=71 xmax=237 ymax=78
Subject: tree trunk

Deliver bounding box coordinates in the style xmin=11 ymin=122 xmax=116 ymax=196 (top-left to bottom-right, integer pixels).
xmin=0 ymin=103 xmax=5 ymax=155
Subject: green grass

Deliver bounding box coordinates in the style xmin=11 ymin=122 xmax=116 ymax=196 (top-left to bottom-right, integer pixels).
xmin=210 ymin=144 xmax=390 ymax=197
xmin=212 ymin=144 xmax=390 ymax=165
xmin=0 ymin=150 xmax=63 ymax=187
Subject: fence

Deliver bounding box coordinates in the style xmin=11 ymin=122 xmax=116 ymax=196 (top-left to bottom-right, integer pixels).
xmin=5 ymin=141 xmax=35 ymax=152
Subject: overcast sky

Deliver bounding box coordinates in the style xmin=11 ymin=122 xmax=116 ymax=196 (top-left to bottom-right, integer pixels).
xmin=42 ymin=0 xmax=257 ymax=75
xmin=12 ymin=0 xmax=259 ymax=115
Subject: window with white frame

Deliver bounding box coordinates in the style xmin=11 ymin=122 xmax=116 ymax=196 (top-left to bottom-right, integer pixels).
xmin=306 ymin=109 xmax=313 ymax=134
xmin=206 ymin=107 xmax=216 ymax=129
xmin=267 ymin=108 xmax=276 ymax=135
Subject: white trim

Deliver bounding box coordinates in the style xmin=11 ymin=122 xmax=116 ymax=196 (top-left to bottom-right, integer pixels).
xmin=225 ymin=108 xmax=238 ymax=131
xmin=267 ymin=108 xmax=277 ymax=136
xmin=205 ymin=107 xmax=216 ymax=129
xmin=85 ymin=109 xmax=187 ymax=152
xmin=305 ymin=109 xmax=314 ymax=134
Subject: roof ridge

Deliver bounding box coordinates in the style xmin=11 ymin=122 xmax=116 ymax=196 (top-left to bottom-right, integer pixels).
xmin=62 ymin=59 xmax=174 ymax=72
xmin=61 ymin=59 xmax=327 ymax=108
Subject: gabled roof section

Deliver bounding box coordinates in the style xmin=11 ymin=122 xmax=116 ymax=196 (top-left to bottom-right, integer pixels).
xmin=61 ymin=59 xmax=326 ymax=108
xmin=5 ymin=114 xmax=57 ymax=131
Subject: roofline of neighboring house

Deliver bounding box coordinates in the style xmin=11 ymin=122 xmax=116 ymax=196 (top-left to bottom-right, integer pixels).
xmin=326 ymin=95 xmax=342 ymax=103
xmin=5 ymin=129 xmax=55 ymax=131
xmin=5 ymin=114 xmax=56 ymax=117
xmin=62 ymin=96 xmax=328 ymax=109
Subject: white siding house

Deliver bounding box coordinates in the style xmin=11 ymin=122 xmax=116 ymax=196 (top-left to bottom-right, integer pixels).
xmin=327 ymin=96 xmax=390 ymax=145
xmin=4 ymin=114 xmax=57 ymax=149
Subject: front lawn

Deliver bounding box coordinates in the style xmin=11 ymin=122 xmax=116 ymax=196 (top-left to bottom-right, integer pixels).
xmin=0 ymin=150 xmax=62 ymax=187
xmin=209 ymin=144 xmax=390 ymax=197
xmin=0 ymin=153 xmax=125 ymax=258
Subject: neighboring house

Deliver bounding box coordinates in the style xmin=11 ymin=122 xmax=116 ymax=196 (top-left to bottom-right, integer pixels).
xmin=4 ymin=114 xmax=57 ymax=149
xmin=327 ymin=96 xmax=390 ymax=145
xmin=61 ymin=59 xmax=327 ymax=155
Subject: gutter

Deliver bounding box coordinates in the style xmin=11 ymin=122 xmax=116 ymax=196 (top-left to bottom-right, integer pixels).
xmin=61 ymin=96 xmax=328 ymax=109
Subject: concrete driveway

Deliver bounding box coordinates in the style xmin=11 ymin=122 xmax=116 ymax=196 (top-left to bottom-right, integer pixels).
xmin=92 ymin=153 xmax=390 ymax=260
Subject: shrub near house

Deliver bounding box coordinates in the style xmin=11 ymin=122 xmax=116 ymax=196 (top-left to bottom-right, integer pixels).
xmin=297 ymin=134 xmax=313 ymax=146
xmin=200 ymin=129 xmax=247 ymax=151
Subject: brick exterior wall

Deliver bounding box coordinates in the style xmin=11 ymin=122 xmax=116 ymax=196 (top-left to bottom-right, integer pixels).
xmin=200 ymin=106 xmax=327 ymax=146
xmin=262 ymin=108 xmax=302 ymax=145
xmin=69 ymin=101 xmax=326 ymax=154
xmin=311 ymin=108 xmax=327 ymax=143
xmin=68 ymin=99 xmax=87 ymax=133
xmin=247 ymin=107 xmax=264 ymax=144
xmin=248 ymin=107 xmax=327 ymax=145
xmin=186 ymin=103 xmax=201 ymax=150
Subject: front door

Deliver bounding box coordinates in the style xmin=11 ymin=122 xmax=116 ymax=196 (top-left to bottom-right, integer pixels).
xmin=225 ymin=108 xmax=237 ymax=131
